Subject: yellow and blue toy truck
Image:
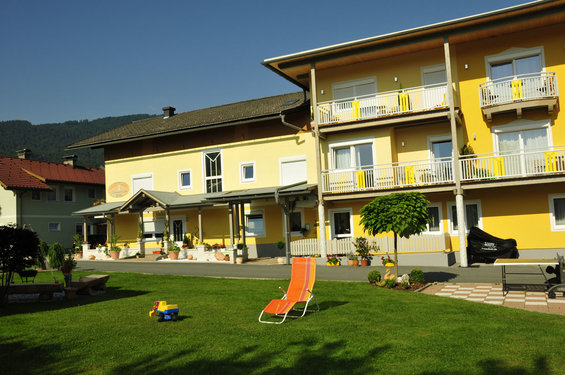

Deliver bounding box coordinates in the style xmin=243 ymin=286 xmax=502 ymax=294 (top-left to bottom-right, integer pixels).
xmin=149 ymin=301 xmax=179 ymax=322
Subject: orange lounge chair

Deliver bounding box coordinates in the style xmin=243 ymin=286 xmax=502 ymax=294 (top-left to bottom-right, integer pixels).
xmin=259 ymin=257 xmax=319 ymax=324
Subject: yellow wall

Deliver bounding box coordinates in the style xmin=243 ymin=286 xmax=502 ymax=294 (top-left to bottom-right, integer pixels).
xmin=105 ymin=132 xmax=317 ymax=203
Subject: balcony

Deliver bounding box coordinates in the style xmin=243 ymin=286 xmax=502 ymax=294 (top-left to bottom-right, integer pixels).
xmin=479 ymin=72 xmax=558 ymax=120
xmin=317 ymin=83 xmax=448 ymax=126
xmin=321 ymin=146 xmax=565 ymax=194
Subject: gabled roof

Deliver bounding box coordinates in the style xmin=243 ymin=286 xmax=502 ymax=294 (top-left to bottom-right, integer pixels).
xmin=0 ymin=156 xmax=105 ymax=190
xmin=67 ymin=91 xmax=309 ymax=150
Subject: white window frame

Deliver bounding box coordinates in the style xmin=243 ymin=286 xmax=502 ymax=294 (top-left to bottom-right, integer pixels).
xmin=548 ymin=194 xmax=565 ymax=231
xmin=421 ymin=64 xmax=447 ymax=85
xmin=328 ymin=137 xmax=376 ymax=170
xmin=279 ymin=155 xmax=307 ymax=186
xmin=202 ymin=149 xmax=224 ymax=193
xmin=63 ymin=187 xmax=75 ymax=202
xmin=492 ymin=119 xmax=553 ymax=154
xmin=142 ymin=216 xmax=165 ymax=242
xmin=484 ymin=46 xmax=545 ymax=81
xmin=332 ymin=76 xmax=377 ymax=100
xmin=48 ymin=222 xmax=61 ymax=232
xmin=447 ymin=200 xmax=483 ymax=235
xmin=132 ymin=173 xmax=154 ymax=194
xmin=427 ymin=133 xmax=452 ymax=160
xmin=240 ymin=161 xmax=256 ymax=183
xmin=329 ymin=208 xmax=354 ymax=239
xmin=245 ymin=209 xmax=266 ymax=238
xmin=178 ymin=169 xmax=192 ymax=191
xmin=424 ymin=202 xmax=443 ymax=234
xmin=283 ymin=209 xmax=305 ymax=237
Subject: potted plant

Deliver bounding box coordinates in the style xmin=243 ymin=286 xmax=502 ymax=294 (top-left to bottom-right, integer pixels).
xmin=353 ymin=237 xmax=372 ymax=266
xmin=182 ymin=234 xmax=190 ymax=249
xmin=224 ymin=253 xmax=230 ymax=262
xmin=381 ymin=255 xmax=395 ymax=267
xmin=326 ymin=254 xmax=341 ymax=266
xmin=72 ymin=234 xmax=83 ymax=260
xmin=348 ymin=253 xmax=359 ymax=267
xmin=108 ymin=234 xmax=121 ymax=260
xmin=167 ymin=242 xmax=181 ymax=260
xmin=60 ymin=252 xmax=77 ymax=287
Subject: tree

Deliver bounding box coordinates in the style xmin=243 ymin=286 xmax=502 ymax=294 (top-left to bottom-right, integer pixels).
xmin=359 ymin=192 xmax=430 ymax=277
xmin=0 ymin=225 xmax=40 ymax=304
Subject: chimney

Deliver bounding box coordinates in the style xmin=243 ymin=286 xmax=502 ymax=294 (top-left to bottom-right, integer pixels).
xmin=17 ymin=149 xmax=31 ymax=159
xmin=63 ymin=155 xmax=78 ymax=167
xmin=162 ymin=106 xmax=176 ymax=118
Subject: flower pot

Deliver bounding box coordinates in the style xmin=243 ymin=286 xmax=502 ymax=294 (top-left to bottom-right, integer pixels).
xmin=236 ymin=257 xmax=244 ymax=264
xmin=168 ymin=251 xmax=179 ymax=260
xmin=225 ymin=256 xmax=230 ymax=262
xmin=74 ymin=252 xmax=83 ymax=260
xmin=385 ymin=262 xmax=395 ymax=267
xmin=348 ymin=260 xmax=359 ymax=267
xmin=110 ymin=250 xmax=120 ymax=260
xmin=326 ymin=262 xmax=340 ymax=266
xmin=360 ymin=259 xmax=370 ymax=267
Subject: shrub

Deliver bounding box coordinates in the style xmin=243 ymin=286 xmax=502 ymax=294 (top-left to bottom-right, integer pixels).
xmin=384 ymin=278 xmax=397 ymax=289
xmin=410 ymin=268 xmax=425 ymax=283
xmin=35 ymin=240 xmax=49 ymax=269
xmin=400 ymin=281 xmax=411 ymax=289
xmin=368 ymin=269 xmax=381 ymax=283
xmin=47 ymin=242 xmax=65 ymax=270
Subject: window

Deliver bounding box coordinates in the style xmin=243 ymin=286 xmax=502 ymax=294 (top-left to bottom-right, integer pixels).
xmin=246 ymin=211 xmax=265 ymax=237
xmin=425 ymin=203 xmax=442 ymax=233
xmin=486 ymin=47 xmax=544 ymax=81
xmin=240 ymin=162 xmax=255 ymax=183
xmin=549 ymin=194 xmax=565 ymax=231
xmin=330 ymin=138 xmax=374 ymax=170
xmin=47 ymin=188 xmax=57 ymax=202
xmin=286 ymin=210 xmax=305 ymax=237
xmin=31 ymin=191 xmax=41 ymax=200
xmin=178 ymin=169 xmax=192 ymax=190
xmin=333 ymin=77 xmax=377 ymax=101
xmin=48 ymin=222 xmax=61 ymax=232
xmin=493 ymin=120 xmax=551 ymax=175
xmin=143 ymin=216 xmax=165 ymax=241
xmin=64 ymin=188 xmax=74 ymax=202
xmin=132 ymin=173 xmax=153 ymax=194
xmin=204 ymin=150 xmax=222 ymax=193
xmin=329 ymin=208 xmax=353 ymax=239
xmin=280 ymin=156 xmax=307 ymax=185
xmin=422 ymin=65 xmax=447 ymax=85
xmin=75 ymin=224 xmax=83 ymax=235
xmin=448 ymin=201 xmax=482 ymax=234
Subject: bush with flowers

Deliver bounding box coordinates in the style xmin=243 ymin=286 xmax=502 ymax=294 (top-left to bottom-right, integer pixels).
xmin=212 ymin=243 xmax=226 ymax=250
xmin=381 ymin=255 xmax=395 ymax=266
xmin=326 ymin=254 xmax=341 ymax=266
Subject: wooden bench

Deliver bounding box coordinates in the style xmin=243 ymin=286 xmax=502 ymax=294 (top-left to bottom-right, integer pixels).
xmin=7 ymin=282 xmax=64 ymax=300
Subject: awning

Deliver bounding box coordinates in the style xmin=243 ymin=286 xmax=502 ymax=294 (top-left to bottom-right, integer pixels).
xmin=204 ymin=182 xmax=317 ymax=203
xmin=72 ymin=201 xmax=124 ymax=216
xmin=118 ymin=190 xmax=212 ymax=212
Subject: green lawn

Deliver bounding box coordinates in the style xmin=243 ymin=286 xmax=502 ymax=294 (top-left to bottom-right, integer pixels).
xmin=1 ymin=271 xmax=563 ymax=374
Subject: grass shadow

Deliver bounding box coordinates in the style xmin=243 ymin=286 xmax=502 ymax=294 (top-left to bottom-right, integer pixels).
xmin=0 ymin=287 xmax=148 ymax=316
xmin=318 ymin=300 xmax=348 ymax=311
xmin=419 ymin=355 xmax=551 ymax=375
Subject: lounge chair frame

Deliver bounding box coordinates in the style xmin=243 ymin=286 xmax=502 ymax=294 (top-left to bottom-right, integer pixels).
xmin=258 ymin=258 xmax=320 ymax=324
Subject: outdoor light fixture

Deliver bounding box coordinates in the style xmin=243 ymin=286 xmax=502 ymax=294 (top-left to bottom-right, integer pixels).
xmin=394 ymin=76 xmax=398 ymax=82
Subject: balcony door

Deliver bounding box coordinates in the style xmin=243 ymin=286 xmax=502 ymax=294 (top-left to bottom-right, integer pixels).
xmin=497 ymin=127 xmax=548 ymax=176
xmin=332 ymin=142 xmax=374 ymax=190
xmin=428 ymin=136 xmax=452 ymax=183
xmin=491 ymin=55 xmax=541 ymax=81
xmin=332 ymin=78 xmax=377 ymax=120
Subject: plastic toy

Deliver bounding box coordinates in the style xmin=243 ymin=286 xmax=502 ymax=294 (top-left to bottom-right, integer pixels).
xmin=149 ymin=301 xmax=179 ymax=322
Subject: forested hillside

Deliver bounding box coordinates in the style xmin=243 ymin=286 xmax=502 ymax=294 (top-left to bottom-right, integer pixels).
xmin=0 ymin=114 xmax=154 ymax=167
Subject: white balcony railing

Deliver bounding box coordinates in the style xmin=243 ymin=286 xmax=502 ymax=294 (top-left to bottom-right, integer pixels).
xmin=460 ymin=145 xmax=565 ymax=182
xmin=321 ymin=146 xmax=565 ymax=194
xmin=317 ymin=83 xmax=448 ymax=126
xmin=321 ymin=157 xmax=454 ymax=193
xmin=479 ymin=72 xmax=558 ymax=108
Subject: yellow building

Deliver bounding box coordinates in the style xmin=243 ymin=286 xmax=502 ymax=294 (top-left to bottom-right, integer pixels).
xmin=71 ymin=1 xmax=565 ymax=266
xmin=263 ymin=0 xmax=565 ymax=266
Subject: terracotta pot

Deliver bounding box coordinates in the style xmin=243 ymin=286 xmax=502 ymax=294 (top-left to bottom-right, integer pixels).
xmin=110 ymin=250 xmax=120 ymax=260
xmin=225 ymin=256 xmax=230 ymax=262
xmin=360 ymin=259 xmax=370 ymax=267
xmin=168 ymin=251 xmax=179 ymax=260
xmin=349 ymin=260 xmax=359 ymax=267
xmin=236 ymin=257 xmax=244 ymax=264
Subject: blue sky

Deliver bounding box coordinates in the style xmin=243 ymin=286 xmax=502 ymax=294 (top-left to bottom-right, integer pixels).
xmin=1 ymin=0 xmax=530 ymax=124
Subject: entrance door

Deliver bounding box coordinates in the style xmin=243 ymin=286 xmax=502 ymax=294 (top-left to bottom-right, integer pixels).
xmin=172 ymin=219 xmax=185 ymax=243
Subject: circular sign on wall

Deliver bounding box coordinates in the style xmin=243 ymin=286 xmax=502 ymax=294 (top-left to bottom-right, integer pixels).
xmin=108 ymin=182 xmax=129 ymax=198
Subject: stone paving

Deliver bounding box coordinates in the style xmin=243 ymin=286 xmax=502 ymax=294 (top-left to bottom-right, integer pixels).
xmin=420 ymin=283 xmax=565 ymax=316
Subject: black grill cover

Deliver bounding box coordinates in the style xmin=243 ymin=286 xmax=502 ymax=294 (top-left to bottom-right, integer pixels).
xmin=466 ymin=226 xmax=518 ymax=264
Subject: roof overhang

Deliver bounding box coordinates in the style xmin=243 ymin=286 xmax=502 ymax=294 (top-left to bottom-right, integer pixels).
xmin=204 ymin=182 xmax=317 ymax=204
xmin=263 ymin=0 xmax=565 ymax=88
xmin=72 ymin=201 xmax=124 ymax=216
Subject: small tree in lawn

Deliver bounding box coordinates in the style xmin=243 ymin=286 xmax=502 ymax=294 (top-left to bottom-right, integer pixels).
xmin=0 ymin=225 xmax=40 ymax=304
xmin=359 ymin=192 xmax=430 ymax=277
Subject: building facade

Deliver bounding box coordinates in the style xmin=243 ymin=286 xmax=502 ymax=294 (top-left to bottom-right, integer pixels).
xmin=71 ymin=1 xmax=565 ymax=265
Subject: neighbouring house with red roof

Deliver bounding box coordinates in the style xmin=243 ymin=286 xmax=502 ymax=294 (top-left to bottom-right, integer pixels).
xmin=0 ymin=149 xmax=105 ymax=248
